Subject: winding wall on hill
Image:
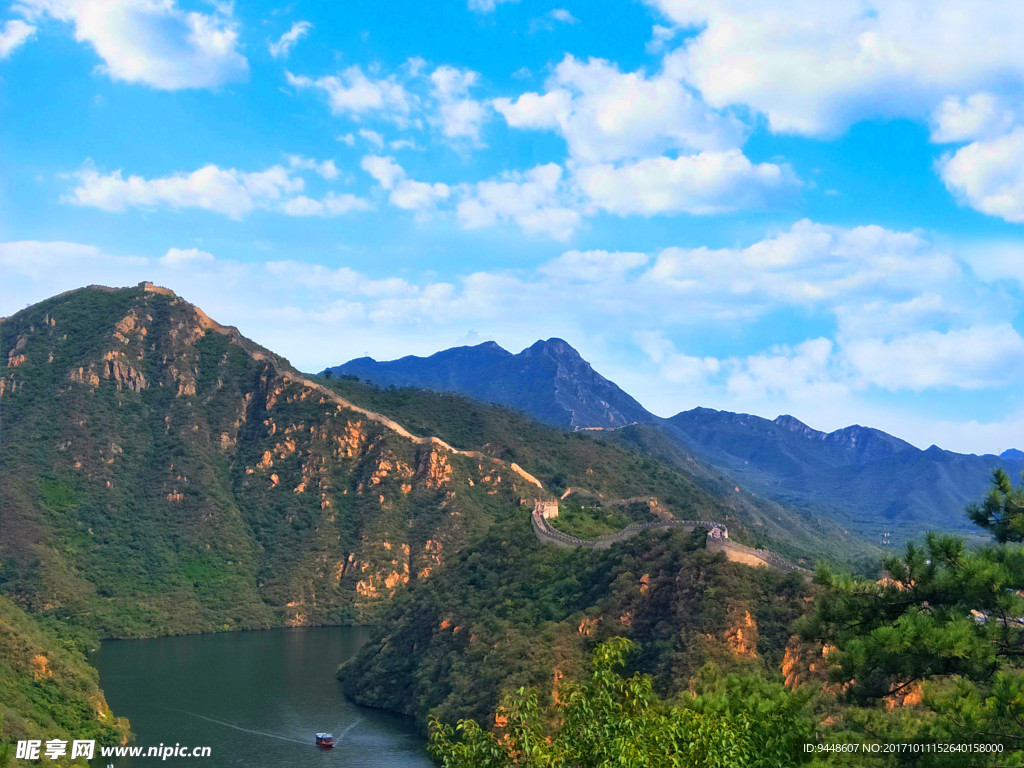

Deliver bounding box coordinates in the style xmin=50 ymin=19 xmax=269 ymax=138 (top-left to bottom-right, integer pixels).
xmin=531 ymin=513 xmax=810 ymax=574
xmin=146 ymin=283 xmax=545 ymax=491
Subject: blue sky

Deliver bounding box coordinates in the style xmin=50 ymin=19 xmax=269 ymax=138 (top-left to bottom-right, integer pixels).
xmin=2 ymin=0 xmax=1024 ymax=454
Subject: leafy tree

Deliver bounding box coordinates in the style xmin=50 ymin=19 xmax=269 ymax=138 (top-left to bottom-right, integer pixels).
xmin=968 ymin=467 xmax=1024 ymax=543
xmin=803 ymin=470 xmax=1024 ymax=762
xmin=428 ymin=637 xmax=816 ymax=768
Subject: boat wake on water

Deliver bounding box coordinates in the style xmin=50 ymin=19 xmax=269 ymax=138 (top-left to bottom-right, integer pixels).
xmin=335 ymin=717 xmax=362 ymax=742
xmin=164 ymin=708 xmax=309 ymax=746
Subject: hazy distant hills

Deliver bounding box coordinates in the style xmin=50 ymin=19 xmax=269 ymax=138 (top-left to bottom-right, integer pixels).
xmin=328 ymin=340 xmax=1024 ymax=542
xmin=326 ymin=338 xmax=654 ymax=430
xmin=663 ymin=409 xmax=1024 ymax=539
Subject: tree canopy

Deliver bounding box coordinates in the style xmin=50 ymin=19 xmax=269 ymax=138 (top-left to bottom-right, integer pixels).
xmin=428 ymin=637 xmax=816 ymax=768
xmin=804 ymin=469 xmax=1024 ymax=762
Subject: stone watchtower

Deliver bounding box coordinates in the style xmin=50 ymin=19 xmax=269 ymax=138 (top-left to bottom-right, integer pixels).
xmin=533 ymin=499 xmax=559 ymax=519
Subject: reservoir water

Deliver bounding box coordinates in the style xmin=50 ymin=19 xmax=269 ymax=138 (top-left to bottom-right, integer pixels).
xmin=91 ymin=626 xmax=431 ymax=767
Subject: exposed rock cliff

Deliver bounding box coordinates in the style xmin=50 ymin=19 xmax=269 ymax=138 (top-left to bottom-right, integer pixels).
xmin=0 ymin=283 xmax=532 ymax=635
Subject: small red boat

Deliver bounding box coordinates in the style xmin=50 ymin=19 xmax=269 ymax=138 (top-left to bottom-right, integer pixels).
xmin=315 ymin=733 xmax=334 ymax=748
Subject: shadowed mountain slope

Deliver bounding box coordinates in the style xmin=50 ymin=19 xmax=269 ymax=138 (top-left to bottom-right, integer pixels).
xmin=326 ymin=339 xmax=654 ymax=430
xmin=328 ymin=342 xmax=1023 ymax=543
xmin=2 ymin=284 xmax=848 ymax=640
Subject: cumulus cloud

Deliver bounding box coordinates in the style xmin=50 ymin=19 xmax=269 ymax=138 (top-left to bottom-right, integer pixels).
xmin=650 ymin=0 xmax=1024 ymax=138
xmin=66 ymin=161 xmax=370 ymax=219
xmin=494 ymin=54 xmax=745 ymax=162
xmin=645 ymin=219 xmax=958 ymax=310
xmin=845 ymin=325 xmax=1024 ymax=390
xmin=0 ymin=18 xmax=35 ymax=58
xmin=161 ymin=247 xmax=213 ymax=266
xmin=286 ymin=155 xmax=339 ymax=180
xmin=358 ymin=128 xmax=385 ymax=148
xmin=930 ymin=93 xmax=1020 ymax=144
xmin=17 ymin=0 xmax=247 ymax=90
xmin=286 ymin=66 xmax=413 ymax=123
xmin=540 ymin=250 xmax=648 ymax=282
xmin=457 ymin=163 xmax=581 ymax=240
xmin=938 ymin=128 xmax=1024 ymax=223
xmin=281 ymin=193 xmax=373 ymax=217
xmin=576 ymin=151 xmax=796 ymax=216
xmin=360 ymin=155 xmax=450 ymax=211
xmin=430 ymin=65 xmax=488 ymax=143
xmin=268 ymin=20 xmax=312 ymax=60
xmin=529 ymin=8 xmax=578 ymax=33
xmin=468 ymin=0 xmax=517 ymax=12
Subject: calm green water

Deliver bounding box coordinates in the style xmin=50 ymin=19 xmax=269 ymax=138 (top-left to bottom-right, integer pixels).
xmin=91 ymin=627 xmax=431 ymax=768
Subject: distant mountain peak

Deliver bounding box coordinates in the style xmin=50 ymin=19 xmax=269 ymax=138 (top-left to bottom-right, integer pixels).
xmin=326 ymin=338 xmax=653 ymax=430
xmin=474 ymin=340 xmax=508 ymax=352
xmin=524 ymin=337 xmax=581 ymax=360
xmin=1001 ymin=448 xmax=1024 ymax=459
xmin=773 ymin=414 xmax=821 ymax=437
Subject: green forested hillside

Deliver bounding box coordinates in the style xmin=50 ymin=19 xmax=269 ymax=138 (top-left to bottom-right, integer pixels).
xmin=0 ymin=284 xmax=526 ymax=637
xmin=0 ymin=596 xmax=129 ymax=766
xmin=341 ymin=515 xmax=811 ymax=726
xmin=1 ymin=284 xmax=858 ymax=639
xmin=323 ymin=378 xmax=878 ymax=565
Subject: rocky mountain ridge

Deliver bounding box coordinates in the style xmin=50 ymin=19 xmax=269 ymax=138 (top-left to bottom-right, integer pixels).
xmin=327 ymin=338 xmax=653 ymax=430
xmin=328 ymin=342 xmax=1023 ymax=542
xmin=0 ymin=283 xmax=538 ymax=635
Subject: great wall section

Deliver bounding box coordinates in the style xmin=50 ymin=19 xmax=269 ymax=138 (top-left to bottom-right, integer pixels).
xmin=134 ymin=286 xmax=812 ymax=578
xmin=530 ymin=505 xmax=811 ymax=575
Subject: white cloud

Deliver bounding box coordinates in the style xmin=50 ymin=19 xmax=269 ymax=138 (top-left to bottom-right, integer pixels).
xmin=390 ymin=179 xmax=451 ymax=211
xmin=646 ymin=24 xmax=676 ymax=54
xmin=18 ymin=0 xmax=247 ymax=90
xmin=430 ymin=65 xmax=488 ymax=143
xmin=457 ymin=163 xmax=581 ymax=240
xmin=358 ymin=128 xmax=385 ymax=148
xmin=930 ymin=93 xmax=1019 ymax=144
xmin=493 ymin=90 xmax=570 ymax=131
xmin=0 ymin=241 xmax=113 ymax=280
xmin=286 ymin=66 xmax=413 ymax=123
xmin=280 ymin=193 xmax=373 ymax=217
xmin=639 ymin=320 xmax=1024 ymax=410
xmin=268 ymin=20 xmax=311 ymax=60
xmin=576 ymin=151 xmax=796 ymax=216
xmin=286 ymin=155 xmax=339 ymax=180
xmin=161 ymin=247 xmax=213 ymax=266
xmin=962 ymin=242 xmax=1024 ymax=288
xmin=650 ymin=0 xmax=1024 ymax=138
xmin=66 ymin=161 xmax=371 ymax=219
xmin=0 ymin=18 xmax=35 ymax=59
xmin=726 ymin=338 xmax=843 ymax=401
xmin=540 ymin=250 xmax=648 ymax=282
xmin=468 ymin=0 xmax=517 ymax=12
xmin=646 ymin=219 xmax=958 ymax=311
xmin=529 ymin=8 xmax=579 ymax=33
xmin=360 ymin=155 xmax=450 ymax=212
xmin=360 ymin=155 xmax=404 ymax=190
xmin=938 ymin=128 xmax=1024 ymax=223
xmin=636 ymin=330 xmax=722 ymax=385
xmin=845 ymin=325 xmax=1024 ymax=390
xmin=494 ymin=54 xmax=745 ymax=162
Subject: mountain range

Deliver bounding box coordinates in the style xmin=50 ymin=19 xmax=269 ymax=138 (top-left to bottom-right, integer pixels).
xmin=330 ymin=339 xmax=652 ymax=430
xmin=328 ymin=341 xmax=1024 ymax=542
xmin=2 ymin=283 xmax=836 ymax=640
